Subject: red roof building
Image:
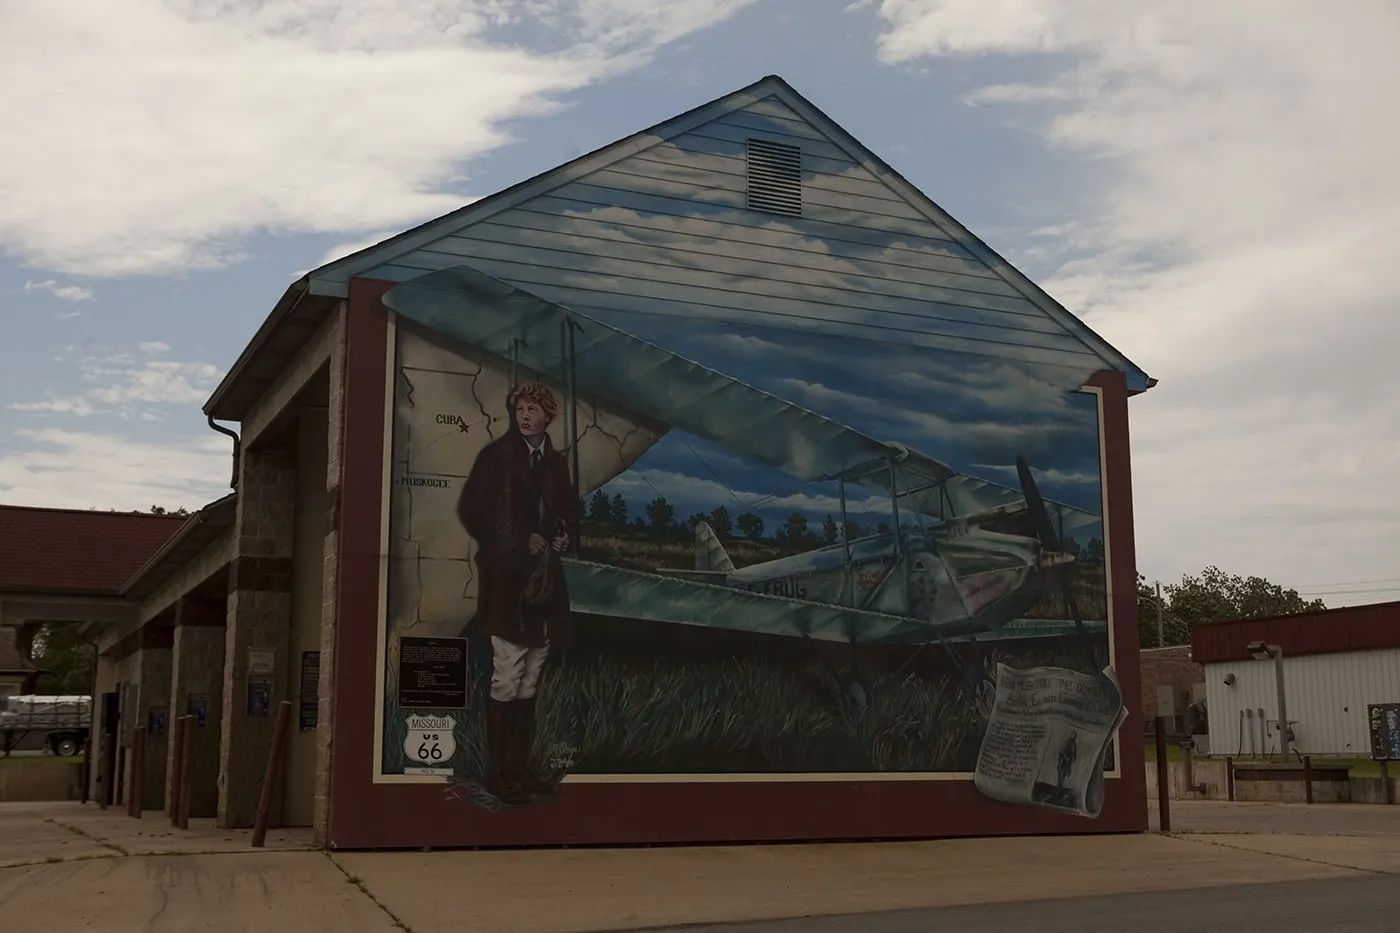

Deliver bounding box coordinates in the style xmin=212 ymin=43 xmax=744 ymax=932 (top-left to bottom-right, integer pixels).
xmin=1191 ymin=601 xmax=1400 ymax=663
xmin=0 ymin=505 xmax=187 ymax=596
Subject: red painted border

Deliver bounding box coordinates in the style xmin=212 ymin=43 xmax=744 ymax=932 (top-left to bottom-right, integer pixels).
xmin=327 ymin=280 xmax=1148 ymax=848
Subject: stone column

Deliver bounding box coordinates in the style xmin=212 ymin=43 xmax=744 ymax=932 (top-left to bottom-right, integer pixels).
xmin=135 ymin=626 xmax=173 ymax=813
xmin=89 ymin=651 xmax=117 ymax=803
xmin=168 ymin=597 xmax=226 ymax=818
xmin=314 ymin=309 xmax=347 ymax=845
xmin=218 ymin=443 xmax=297 ymax=829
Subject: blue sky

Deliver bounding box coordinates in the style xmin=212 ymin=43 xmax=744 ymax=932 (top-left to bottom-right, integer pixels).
xmin=3 ymin=0 xmax=1398 ymax=606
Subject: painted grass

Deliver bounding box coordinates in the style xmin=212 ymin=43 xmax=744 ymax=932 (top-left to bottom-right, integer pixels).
xmin=382 ymin=641 xmax=997 ymax=808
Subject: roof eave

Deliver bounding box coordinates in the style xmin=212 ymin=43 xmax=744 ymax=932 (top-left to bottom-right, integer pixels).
xmin=119 ymin=493 xmax=237 ymax=599
xmin=203 ymin=278 xmax=311 ymax=422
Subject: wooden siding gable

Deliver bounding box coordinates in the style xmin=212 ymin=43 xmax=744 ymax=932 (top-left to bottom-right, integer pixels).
xmin=309 ymin=76 xmax=1150 ymax=390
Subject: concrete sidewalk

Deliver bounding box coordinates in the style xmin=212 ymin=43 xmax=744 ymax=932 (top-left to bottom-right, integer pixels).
xmin=1 ymin=800 xmax=1397 ymax=933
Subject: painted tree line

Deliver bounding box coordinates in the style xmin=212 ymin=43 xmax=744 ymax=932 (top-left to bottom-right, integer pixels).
xmin=581 ymin=489 xmax=881 ymax=546
xmin=582 ymin=489 xmax=1108 ymax=562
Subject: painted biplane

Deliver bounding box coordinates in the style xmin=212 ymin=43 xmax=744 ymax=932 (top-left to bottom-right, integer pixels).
xmin=383 ymin=267 xmax=1108 ymax=709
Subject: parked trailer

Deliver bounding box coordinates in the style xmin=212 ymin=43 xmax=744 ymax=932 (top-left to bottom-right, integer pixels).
xmin=0 ymin=695 xmax=91 ymax=757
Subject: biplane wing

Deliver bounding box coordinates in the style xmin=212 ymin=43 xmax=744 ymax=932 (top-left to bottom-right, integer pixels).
xmin=382 ymin=265 xmax=1099 ymax=527
xmin=561 ymin=559 xmax=1104 ymax=646
xmin=564 ymin=558 xmax=957 ymax=644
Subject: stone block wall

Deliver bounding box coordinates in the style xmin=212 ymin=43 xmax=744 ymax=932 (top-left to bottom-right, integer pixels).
xmin=219 ymin=444 xmax=297 ymax=829
xmin=136 ymin=627 xmax=173 ymax=812
xmin=314 ymin=305 xmax=346 ymax=845
xmin=170 ymin=597 xmax=226 ymax=818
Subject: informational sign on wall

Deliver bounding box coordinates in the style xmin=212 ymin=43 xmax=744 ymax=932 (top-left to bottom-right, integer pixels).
xmin=187 ymin=694 xmax=207 ymax=728
xmin=248 ymin=648 xmax=276 ymax=677
xmin=299 ymin=651 xmax=320 ymax=732
xmin=1368 ymin=703 xmax=1400 ymax=761
xmin=246 ymin=679 xmax=272 ymax=718
xmin=397 ymin=637 xmax=467 ymax=709
xmin=147 ymin=707 xmax=168 ymax=737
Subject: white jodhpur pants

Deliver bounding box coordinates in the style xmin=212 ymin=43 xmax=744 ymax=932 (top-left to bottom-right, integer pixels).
xmin=490 ymin=635 xmax=550 ymax=702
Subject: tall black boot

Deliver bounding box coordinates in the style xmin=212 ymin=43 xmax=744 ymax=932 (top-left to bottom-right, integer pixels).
xmin=486 ymin=699 xmax=526 ymax=804
xmin=512 ymin=697 xmax=551 ymax=795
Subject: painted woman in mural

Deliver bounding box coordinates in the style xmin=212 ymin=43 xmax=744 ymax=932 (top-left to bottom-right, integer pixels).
xmin=457 ymin=382 xmax=579 ymax=805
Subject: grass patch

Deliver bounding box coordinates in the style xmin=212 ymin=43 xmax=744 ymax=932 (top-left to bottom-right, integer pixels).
xmin=0 ymin=755 xmax=83 ymax=765
xmin=1142 ymin=748 xmax=1393 ymax=778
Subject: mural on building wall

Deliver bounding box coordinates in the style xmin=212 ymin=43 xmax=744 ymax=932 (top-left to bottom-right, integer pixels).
xmin=374 ymin=265 xmax=1125 ymax=816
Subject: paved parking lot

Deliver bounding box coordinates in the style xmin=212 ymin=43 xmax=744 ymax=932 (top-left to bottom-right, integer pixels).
xmin=1 ymin=799 xmax=1397 ymax=933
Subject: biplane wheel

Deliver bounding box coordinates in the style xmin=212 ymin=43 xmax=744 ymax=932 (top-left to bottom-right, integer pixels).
xmin=843 ymin=676 xmax=871 ymax=716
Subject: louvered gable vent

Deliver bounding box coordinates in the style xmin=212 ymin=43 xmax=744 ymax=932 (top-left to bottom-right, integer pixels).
xmin=745 ymin=137 xmax=802 ymax=217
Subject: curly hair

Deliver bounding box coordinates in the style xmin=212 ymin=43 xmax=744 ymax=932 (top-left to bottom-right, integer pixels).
xmin=508 ymin=382 xmax=559 ymax=419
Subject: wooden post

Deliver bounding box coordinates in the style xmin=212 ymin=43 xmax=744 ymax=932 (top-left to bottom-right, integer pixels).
xmin=115 ymin=745 xmax=126 ymax=809
xmin=80 ymin=729 xmax=93 ymax=805
xmin=1381 ymin=760 xmax=1393 ymax=805
xmin=1184 ymin=743 xmax=1195 ymax=795
xmin=98 ymin=735 xmax=115 ymax=810
xmin=128 ymin=726 xmax=146 ymax=818
xmin=251 ymin=701 xmax=292 ymax=848
xmin=1154 ymin=716 xmax=1172 ymax=832
xmin=1303 ymin=754 xmax=1314 ymax=804
xmin=176 ymin=716 xmax=192 ymax=830
xmin=169 ymin=715 xmax=187 ymax=827
xmin=1226 ymin=756 xmax=1236 ymax=801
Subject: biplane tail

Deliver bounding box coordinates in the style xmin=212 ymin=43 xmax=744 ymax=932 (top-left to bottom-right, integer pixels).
xmin=694 ymin=521 xmax=737 ymax=573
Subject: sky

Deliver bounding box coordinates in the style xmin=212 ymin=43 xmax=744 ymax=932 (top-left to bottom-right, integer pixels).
xmin=2 ymin=0 xmax=1397 ymax=607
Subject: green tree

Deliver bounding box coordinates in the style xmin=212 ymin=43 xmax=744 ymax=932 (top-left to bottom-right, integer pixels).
xmin=822 ymin=514 xmax=839 ymax=545
xmin=707 ymin=505 xmax=733 ymax=538
xmin=609 ymin=493 xmax=628 ymax=526
xmin=736 ymin=512 xmax=764 ymax=541
xmin=646 ymin=496 xmax=674 ymax=535
xmin=778 ymin=512 xmax=808 ymax=541
xmin=30 ymin=623 xmax=96 ymax=695
xmin=1138 ymin=567 xmax=1326 ymax=648
xmin=1169 ymin=566 xmax=1325 ymax=627
xmin=588 ymin=489 xmax=612 ymax=523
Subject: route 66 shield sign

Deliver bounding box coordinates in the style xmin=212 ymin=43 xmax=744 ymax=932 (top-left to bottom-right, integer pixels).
xmin=403 ymin=714 xmax=457 ymax=772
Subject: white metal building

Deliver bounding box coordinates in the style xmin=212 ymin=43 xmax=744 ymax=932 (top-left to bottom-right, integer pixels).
xmin=1192 ymin=601 xmax=1400 ymax=758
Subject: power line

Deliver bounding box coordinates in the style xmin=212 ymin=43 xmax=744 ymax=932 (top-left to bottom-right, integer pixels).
xmin=1294 ymin=577 xmax=1400 ymax=591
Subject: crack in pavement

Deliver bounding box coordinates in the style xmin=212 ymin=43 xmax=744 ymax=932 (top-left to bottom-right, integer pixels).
xmin=46 ymin=816 xmax=130 ymax=856
xmin=1170 ymin=832 xmax=1398 ymax=876
xmin=325 ymin=852 xmax=415 ymax=932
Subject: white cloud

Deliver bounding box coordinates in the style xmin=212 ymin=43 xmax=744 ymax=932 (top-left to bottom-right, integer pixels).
xmin=603 ymin=467 xmax=884 ymax=518
xmin=316 ymin=230 xmax=404 ymax=269
xmin=0 ymin=1 xmax=759 ymax=277
xmin=23 ymin=279 xmax=94 ymax=301
xmin=7 ymin=345 xmax=225 ymax=417
xmin=0 ymin=428 xmax=231 ymax=511
xmin=868 ymin=0 xmax=1400 ymax=603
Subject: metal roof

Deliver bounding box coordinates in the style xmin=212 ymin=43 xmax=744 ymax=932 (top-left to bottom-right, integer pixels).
xmin=1190 ymin=601 xmax=1400 ymax=663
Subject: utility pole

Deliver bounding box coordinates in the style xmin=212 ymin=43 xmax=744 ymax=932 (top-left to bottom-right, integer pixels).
xmin=1156 ymin=582 xmax=1165 ymax=648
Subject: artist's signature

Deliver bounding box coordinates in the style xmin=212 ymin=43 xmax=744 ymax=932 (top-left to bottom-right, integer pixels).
xmin=546 ymin=742 xmax=579 ymax=771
